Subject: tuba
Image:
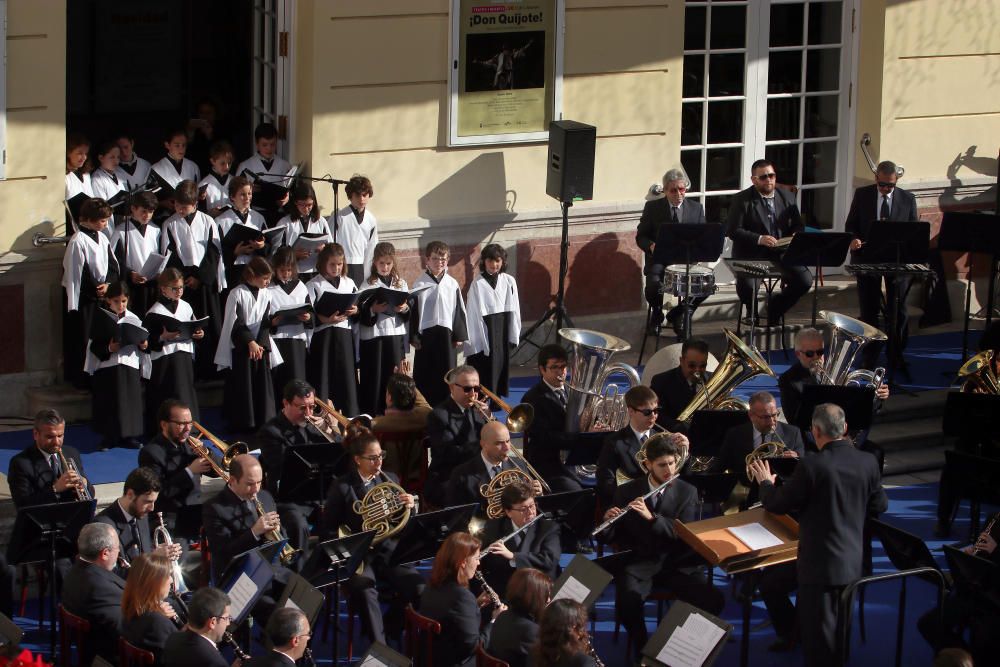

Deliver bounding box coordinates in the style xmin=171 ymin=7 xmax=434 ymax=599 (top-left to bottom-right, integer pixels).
xmin=676 ymin=329 xmax=777 ymax=423
xmin=559 ymin=328 xmax=640 ymax=433
xmin=351 ymin=473 xmax=411 ymax=544
xmin=816 ymin=311 xmax=887 ymax=387
xmin=957 ymin=350 xmax=1000 ymax=393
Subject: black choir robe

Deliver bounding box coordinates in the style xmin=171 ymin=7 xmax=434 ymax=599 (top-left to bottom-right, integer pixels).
xmin=85 ymin=307 xmax=148 ymax=443
xmin=358 ymin=276 xmax=410 ymax=416
xmin=267 ymin=278 xmax=311 ymax=413
xmin=464 ymin=271 xmax=521 ymax=397
xmin=305 ymin=274 xmax=359 ymax=417
xmin=410 ymin=269 xmax=469 ymax=406
xmin=143 ymin=296 xmax=201 ymax=435
xmin=112 ymin=218 xmax=161 ymax=317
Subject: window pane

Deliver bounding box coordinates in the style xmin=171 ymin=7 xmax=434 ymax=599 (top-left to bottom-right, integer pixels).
xmin=768 ymin=51 xmax=802 ymax=93
xmin=705 ymin=147 xmax=742 ymax=191
xmin=764 ymin=144 xmax=800 ymax=186
xmin=685 ymin=6 xmax=706 ymax=50
xmin=800 ymin=187 xmax=835 ymax=229
xmin=770 ymin=3 xmax=804 ymax=47
xmin=710 ymin=5 xmax=746 ymax=49
xmin=682 ymin=102 xmax=704 ymax=146
xmin=706 ymin=195 xmax=728 ymax=224
xmin=683 ymin=54 xmax=705 ymax=98
xmin=681 ymin=151 xmax=702 ymax=192
xmin=806 ymin=48 xmax=840 ymax=92
xmin=802 ymin=140 xmax=837 ymax=184
xmin=708 ymin=53 xmax=744 ymax=96
xmin=808 ymin=2 xmax=842 ymax=45
xmin=804 ymin=95 xmax=839 ymax=138
xmin=707 ymin=100 xmax=743 ymax=144
xmin=766 ymin=97 xmax=801 ymax=141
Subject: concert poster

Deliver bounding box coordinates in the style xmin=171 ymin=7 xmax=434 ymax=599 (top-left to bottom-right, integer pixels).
xmin=449 ymin=0 xmax=564 ymax=146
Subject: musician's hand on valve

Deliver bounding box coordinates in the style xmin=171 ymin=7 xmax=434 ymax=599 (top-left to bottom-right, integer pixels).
xmin=488 ymin=540 xmax=514 ymax=560
xmin=876 ymin=384 xmax=890 ymax=400
xmin=54 ymin=470 xmax=79 ymax=494
xmin=398 ymin=492 xmax=415 ymax=509
xmin=531 ymin=480 xmax=544 ymax=496
xmin=629 ymin=496 xmax=654 ymax=522
xmin=188 ymin=457 xmax=212 ymax=475
xmin=252 ymin=511 xmax=280 ymax=538
xmin=667 ymin=432 xmax=689 ymax=450
xmin=748 ymin=459 xmax=776 ymax=485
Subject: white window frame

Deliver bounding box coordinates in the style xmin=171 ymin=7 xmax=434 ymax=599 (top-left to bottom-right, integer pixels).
xmin=1 ymin=0 xmax=7 ymax=180
xmin=251 ymin=0 xmax=294 ymax=158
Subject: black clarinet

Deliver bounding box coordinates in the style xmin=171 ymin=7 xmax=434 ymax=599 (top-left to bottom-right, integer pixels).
xmin=221 ymin=631 xmax=251 ymax=663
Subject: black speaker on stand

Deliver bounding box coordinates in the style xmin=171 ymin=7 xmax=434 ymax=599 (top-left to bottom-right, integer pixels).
xmin=517 ymin=120 xmax=596 ymax=356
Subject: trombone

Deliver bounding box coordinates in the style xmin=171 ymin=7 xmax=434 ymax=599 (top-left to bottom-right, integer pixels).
xmin=189 ymin=421 xmax=249 ymax=477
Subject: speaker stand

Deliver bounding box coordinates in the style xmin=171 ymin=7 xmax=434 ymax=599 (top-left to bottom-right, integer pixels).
xmin=516 ymin=201 xmax=574 ymax=357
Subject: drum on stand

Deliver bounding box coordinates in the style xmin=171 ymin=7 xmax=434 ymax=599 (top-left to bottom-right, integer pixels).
xmin=665 ymin=264 xmax=717 ymax=298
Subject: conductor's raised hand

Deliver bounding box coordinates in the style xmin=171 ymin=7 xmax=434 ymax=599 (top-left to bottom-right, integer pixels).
xmin=748 ymin=459 xmax=776 ymax=485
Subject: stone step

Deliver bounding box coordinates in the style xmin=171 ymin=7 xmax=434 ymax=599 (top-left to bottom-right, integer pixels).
xmin=883 ymin=443 xmax=948 ymax=477
xmin=869 ymin=415 xmax=946 ymax=453
xmin=24 ymin=380 xmax=225 ymax=424
xmin=872 ymin=389 xmax=949 ymax=424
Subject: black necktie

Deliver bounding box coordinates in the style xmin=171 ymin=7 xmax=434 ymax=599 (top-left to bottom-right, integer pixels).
xmin=50 ymin=454 xmax=61 ymax=477
xmin=555 ymin=389 xmax=567 ymax=408
xmin=765 ymin=198 xmax=779 ymax=237
xmin=465 ymin=408 xmax=476 ymax=432
xmin=639 ymin=433 xmax=648 ymax=446
xmin=648 ymin=490 xmax=663 ymax=514
xmin=491 ymin=464 xmax=502 ymax=479
xmin=880 ymin=196 xmax=890 ymax=220
xmin=129 ymin=518 xmax=142 ymax=554
xmin=671 ymin=206 xmax=679 ymax=224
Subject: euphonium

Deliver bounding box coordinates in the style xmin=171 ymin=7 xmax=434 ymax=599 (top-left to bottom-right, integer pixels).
xmin=817 ymin=310 xmax=888 ymax=387
xmin=558 ymin=328 xmax=641 ymax=433
xmin=957 ymin=350 xmax=1000 ymax=393
xmin=676 ymin=329 xmax=777 ymax=423
xmin=351 ymin=472 xmax=411 ymax=544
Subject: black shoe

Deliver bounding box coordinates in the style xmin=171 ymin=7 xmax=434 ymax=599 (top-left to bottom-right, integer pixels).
xmin=669 ymin=314 xmax=686 ymax=338
xmin=121 ymin=438 xmax=143 ymax=450
xmin=767 ymin=636 xmax=797 ymax=652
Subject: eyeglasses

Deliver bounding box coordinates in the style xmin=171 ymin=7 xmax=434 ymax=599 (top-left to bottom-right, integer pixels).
xmin=509 ymin=503 xmax=537 ymax=514
xmin=165 ymin=285 xmax=184 ymax=293
xmin=359 ymin=454 xmax=386 ymax=462
xmin=214 ymin=615 xmax=233 ymax=623
xmin=800 ymin=348 xmax=825 ymax=358
xmin=545 ymin=363 xmax=567 ymax=372
xmin=753 ymin=412 xmax=780 ymax=420
xmin=756 ymin=172 xmax=777 ymax=180
xmin=877 ymin=181 xmax=896 ymax=189
xmin=453 ymin=383 xmax=480 ymax=393
xmin=295 ymin=632 xmax=313 ymax=640
xmin=169 ymin=420 xmax=193 ymax=427
xmin=630 ymin=407 xmax=661 ymax=417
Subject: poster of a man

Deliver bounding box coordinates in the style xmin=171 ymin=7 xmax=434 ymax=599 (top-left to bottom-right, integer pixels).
xmin=466 ymin=32 xmax=545 ymax=92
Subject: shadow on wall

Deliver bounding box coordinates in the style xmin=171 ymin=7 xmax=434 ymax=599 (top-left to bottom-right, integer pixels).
xmin=939 ymin=146 xmax=998 ymax=212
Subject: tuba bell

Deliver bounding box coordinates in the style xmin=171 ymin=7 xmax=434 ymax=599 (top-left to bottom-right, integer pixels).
xmin=558 ymin=328 xmax=641 ymax=432
xmin=957 ymin=350 xmax=1000 ymax=393
xmin=676 ymin=329 xmax=777 ymax=424
xmin=817 ymin=310 xmax=887 ymax=387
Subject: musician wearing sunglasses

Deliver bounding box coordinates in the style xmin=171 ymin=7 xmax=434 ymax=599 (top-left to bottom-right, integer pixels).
xmin=447 ymin=421 xmax=543 ymax=510
xmin=425 ymin=365 xmax=491 ymax=507
xmin=845 ymin=161 xmax=919 ymax=370
xmin=649 ymin=338 xmax=713 ymax=430
xmin=726 ymin=158 xmax=811 ymax=327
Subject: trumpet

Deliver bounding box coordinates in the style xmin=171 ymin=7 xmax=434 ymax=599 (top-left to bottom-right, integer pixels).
xmin=154 ymin=511 xmax=188 ymax=594
xmin=252 ymin=495 xmax=300 ymax=566
xmin=58 ymin=450 xmax=91 ymax=501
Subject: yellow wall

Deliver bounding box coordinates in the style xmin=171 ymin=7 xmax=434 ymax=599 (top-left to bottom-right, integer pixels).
xmin=297 ymin=0 xmax=683 ymax=232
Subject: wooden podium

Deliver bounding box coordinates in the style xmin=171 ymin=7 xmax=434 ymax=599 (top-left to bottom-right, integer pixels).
xmin=675 ymin=507 xmax=799 ymax=667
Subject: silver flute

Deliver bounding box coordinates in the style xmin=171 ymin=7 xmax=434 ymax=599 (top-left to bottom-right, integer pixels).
xmin=591 ymin=474 xmax=678 ymax=537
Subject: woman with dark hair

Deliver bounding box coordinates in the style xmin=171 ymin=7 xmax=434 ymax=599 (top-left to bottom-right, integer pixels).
xmin=486 ymin=567 xmax=551 ymax=667
xmin=463 ymin=242 xmax=521 ymax=396
xmin=419 ymin=531 xmax=507 ymax=667
xmin=121 ymin=553 xmax=181 ymax=664
xmin=533 ymin=598 xmax=598 ymax=667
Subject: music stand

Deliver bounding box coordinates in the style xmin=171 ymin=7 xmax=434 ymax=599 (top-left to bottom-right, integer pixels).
xmin=792 ymin=385 xmax=875 ymax=434
xmin=360 ymin=641 xmax=412 ymax=667
xmin=534 ymin=488 xmax=595 ymax=538
xmin=942 ymin=392 xmax=1000 ymax=444
xmin=564 ymin=432 xmax=605 ymax=468
xmin=640 ymin=600 xmax=732 ymax=667
xmin=0 ymin=612 xmax=24 ymax=650
xmin=937 ymin=212 xmax=1000 ymax=360
xmin=276 ymin=444 xmax=346 ymax=505
xmin=652 ymin=223 xmax=726 ymax=339
xmin=688 ymin=410 xmax=748 ymax=458
xmin=6 ymin=499 xmax=95 ymax=659
xmin=218 ymin=543 xmax=284 ymax=625
xmin=386 ymin=504 xmax=479 ymax=567
xmin=782 ymin=232 xmax=853 ymax=326
xmin=551 ymin=553 xmax=614 ymax=609
xmin=861 ymin=221 xmax=931 ymax=384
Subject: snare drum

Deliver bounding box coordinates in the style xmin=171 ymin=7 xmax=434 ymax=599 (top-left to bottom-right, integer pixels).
xmin=665 ymin=264 xmax=716 ymax=298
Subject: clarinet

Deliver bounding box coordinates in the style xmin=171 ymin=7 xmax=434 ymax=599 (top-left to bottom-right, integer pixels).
xmin=972 ymin=514 xmax=998 ymax=557
xmin=586 ymin=639 xmax=605 ymax=667
xmin=474 ymin=571 xmax=502 ymax=608
xmin=221 ymin=631 xmax=251 ymax=663
xmin=303 ymin=647 xmax=316 ymax=667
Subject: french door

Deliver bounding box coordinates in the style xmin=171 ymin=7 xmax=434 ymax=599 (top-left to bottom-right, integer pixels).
xmin=251 ymin=0 xmax=294 ymax=156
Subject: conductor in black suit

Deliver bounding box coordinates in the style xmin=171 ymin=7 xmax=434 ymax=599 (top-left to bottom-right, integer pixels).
xmin=139 ymin=399 xmax=211 ymax=543
xmin=750 ymin=403 xmax=889 ymax=667
xmin=845 ymin=160 xmax=920 ymax=369
xmin=244 ymin=607 xmax=312 ymax=667
xmin=726 ymin=159 xmax=810 ymax=326
xmin=636 ymin=168 xmax=709 ymax=337
xmin=648 ymin=338 xmax=713 ymax=430
xmin=598 ymin=435 xmax=724 ymax=661
xmin=479 ymin=481 xmax=560 ymax=597
xmin=8 ymin=408 xmax=94 ymax=509
xmin=447 ymin=421 xmax=543 ymax=510
xmin=321 ymin=429 xmax=424 ymax=645
xmin=425 ymin=365 xmax=491 ymax=507
xmin=162 ymin=587 xmax=231 ymax=667
xmin=62 ymin=522 xmax=127 ymax=665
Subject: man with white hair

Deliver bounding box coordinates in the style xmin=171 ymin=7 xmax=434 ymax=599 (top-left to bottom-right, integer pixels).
xmin=636 ymin=168 xmax=707 ymax=338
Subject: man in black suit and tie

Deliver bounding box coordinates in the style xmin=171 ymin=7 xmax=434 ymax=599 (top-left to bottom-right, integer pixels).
xmin=598 ymin=434 xmax=724 ymax=661
xmin=648 ymin=338 xmax=713 ymax=430
xmin=447 ymin=421 xmax=543 ymax=510
xmin=636 ymin=168 xmax=709 ymax=337
xmin=139 ymin=399 xmax=212 ymax=543
xmin=94 ymin=467 xmax=181 ymax=577
xmin=8 ymin=408 xmax=94 ymax=509
xmin=750 ymin=403 xmax=889 ymax=667
xmin=726 ymin=159 xmax=811 ymax=326
xmin=425 ymin=365 xmax=491 ymax=507
xmin=162 ymin=587 xmax=231 ymax=667
xmin=717 ymin=391 xmax=805 ymax=489
xmin=845 ymin=160 xmax=920 ymax=369
xmin=522 ymin=344 xmax=582 ymax=493
xmin=62 ymin=522 xmax=127 ymax=665
xmin=480 ymin=481 xmax=561 ymax=597
xmin=245 ymin=607 xmax=312 ymax=667
xmin=321 ymin=430 xmax=424 ymax=645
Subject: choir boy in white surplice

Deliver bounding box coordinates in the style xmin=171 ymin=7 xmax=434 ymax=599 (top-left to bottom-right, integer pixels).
xmin=217 ymin=176 xmax=267 ymax=289
xmin=89 ymin=141 xmax=130 ymax=240
xmin=275 ymin=183 xmax=331 ymax=282
xmin=330 ymin=175 xmax=378 ymax=287
xmin=112 ymin=191 xmax=161 ymax=318
xmin=235 ymin=122 xmax=292 ymax=225
xmin=65 ymin=134 xmax=94 ymax=233
xmin=216 ymin=257 xmax=283 ymax=433
xmin=410 ymin=241 xmax=469 ymax=407
xmin=197 ymin=141 xmax=234 ymax=216
xmin=159 ymin=180 xmax=225 ymax=381
xmin=464 ymin=243 xmax=522 ymax=397
xmin=62 ymin=198 xmax=120 ymax=389
xmin=115 ymin=133 xmax=152 ymax=190
xmin=306 ymin=244 xmax=360 ymax=417
xmin=268 ymin=247 xmax=313 ymax=413
xmin=151 ymin=130 xmax=202 ymax=190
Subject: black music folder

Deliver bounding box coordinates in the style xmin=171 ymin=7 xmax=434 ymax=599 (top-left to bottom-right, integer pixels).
xmin=144 ymin=313 xmax=210 ymax=342
xmin=359 ymin=285 xmax=431 ymax=310
xmin=792 ymin=385 xmax=875 ymax=433
xmin=359 ymin=642 xmax=411 ymax=667
xmin=314 ymin=291 xmax=360 ymax=317
xmin=147 ymin=169 xmax=177 ymax=202
xmin=641 ymin=600 xmax=731 ymax=667
xmin=271 ymin=303 xmax=314 ymax=327
xmin=652 ymin=223 xmax=725 ymax=266
xmin=274 ymin=573 xmax=325 ymax=628
xmin=301 ymin=531 xmax=376 ymax=589
xmin=550 ymin=554 xmax=613 ymax=609
xmin=91 ymin=308 xmax=149 ymax=347
xmin=223 ymin=222 xmax=267 ymax=246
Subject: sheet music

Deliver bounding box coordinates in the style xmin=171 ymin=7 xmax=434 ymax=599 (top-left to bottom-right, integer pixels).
xmin=139 ymin=251 xmax=171 ymax=279
xmin=283 ymin=597 xmax=302 ymax=611
xmin=656 ymin=612 xmax=725 ymax=667
xmin=552 ymin=575 xmax=590 ymax=604
xmin=359 ymin=657 xmax=388 ymax=667
xmin=727 ymin=522 xmax=783 ymax=550
xmin=227 ymin=572 xmax=259 ymax=620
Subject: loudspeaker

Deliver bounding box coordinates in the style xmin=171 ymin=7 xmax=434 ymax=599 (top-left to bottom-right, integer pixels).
xmin=546 ymin=120 xmax=596 ymax=203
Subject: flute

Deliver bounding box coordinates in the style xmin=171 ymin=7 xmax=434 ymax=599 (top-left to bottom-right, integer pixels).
xmin=494 ymin=513 xmax=545 ymax=545
xmin=590 ymin=473 xmax=678 ymax=538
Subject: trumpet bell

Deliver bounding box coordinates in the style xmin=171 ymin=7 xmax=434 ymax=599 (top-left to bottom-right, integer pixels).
xmin=221 ymin=442 xmax=250 ymax=468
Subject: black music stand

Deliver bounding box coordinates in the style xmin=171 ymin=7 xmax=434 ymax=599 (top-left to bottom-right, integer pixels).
xmin=299 ymin=530 xmax=375 ymax=663
xmin=861 ymin=221 xmax=930 ymax=385
xmin=276 ymin=444 xmax=346 ymax=505
xmin=680 ymin=472 xmax=739 ymax=520
xmin=6 ymin=499 xmax=95 ymax=659
xmin=943 ymin=544 xmax=1000 ymax=648
xmin=535 ymin=488 xmax=595 ymax=533
xmin=551 ymin=553 xmax=614 ymax=609
xmin=386 ymin=504 xmax=479 ymax=567
xmin=782 ymin=232 xmax=853 ymax=326
xmin=652 ymin=223 xmax=725 ymax=340
xmin=937 ymin=212 xmax=1000 ymax=361
xmin=792 ymin=385 xmax=875 ymax=434
xmin=688 ymin=410 xmax=748 ymax=457
xmin=564 ymin=432 xmax=605 ymax=468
